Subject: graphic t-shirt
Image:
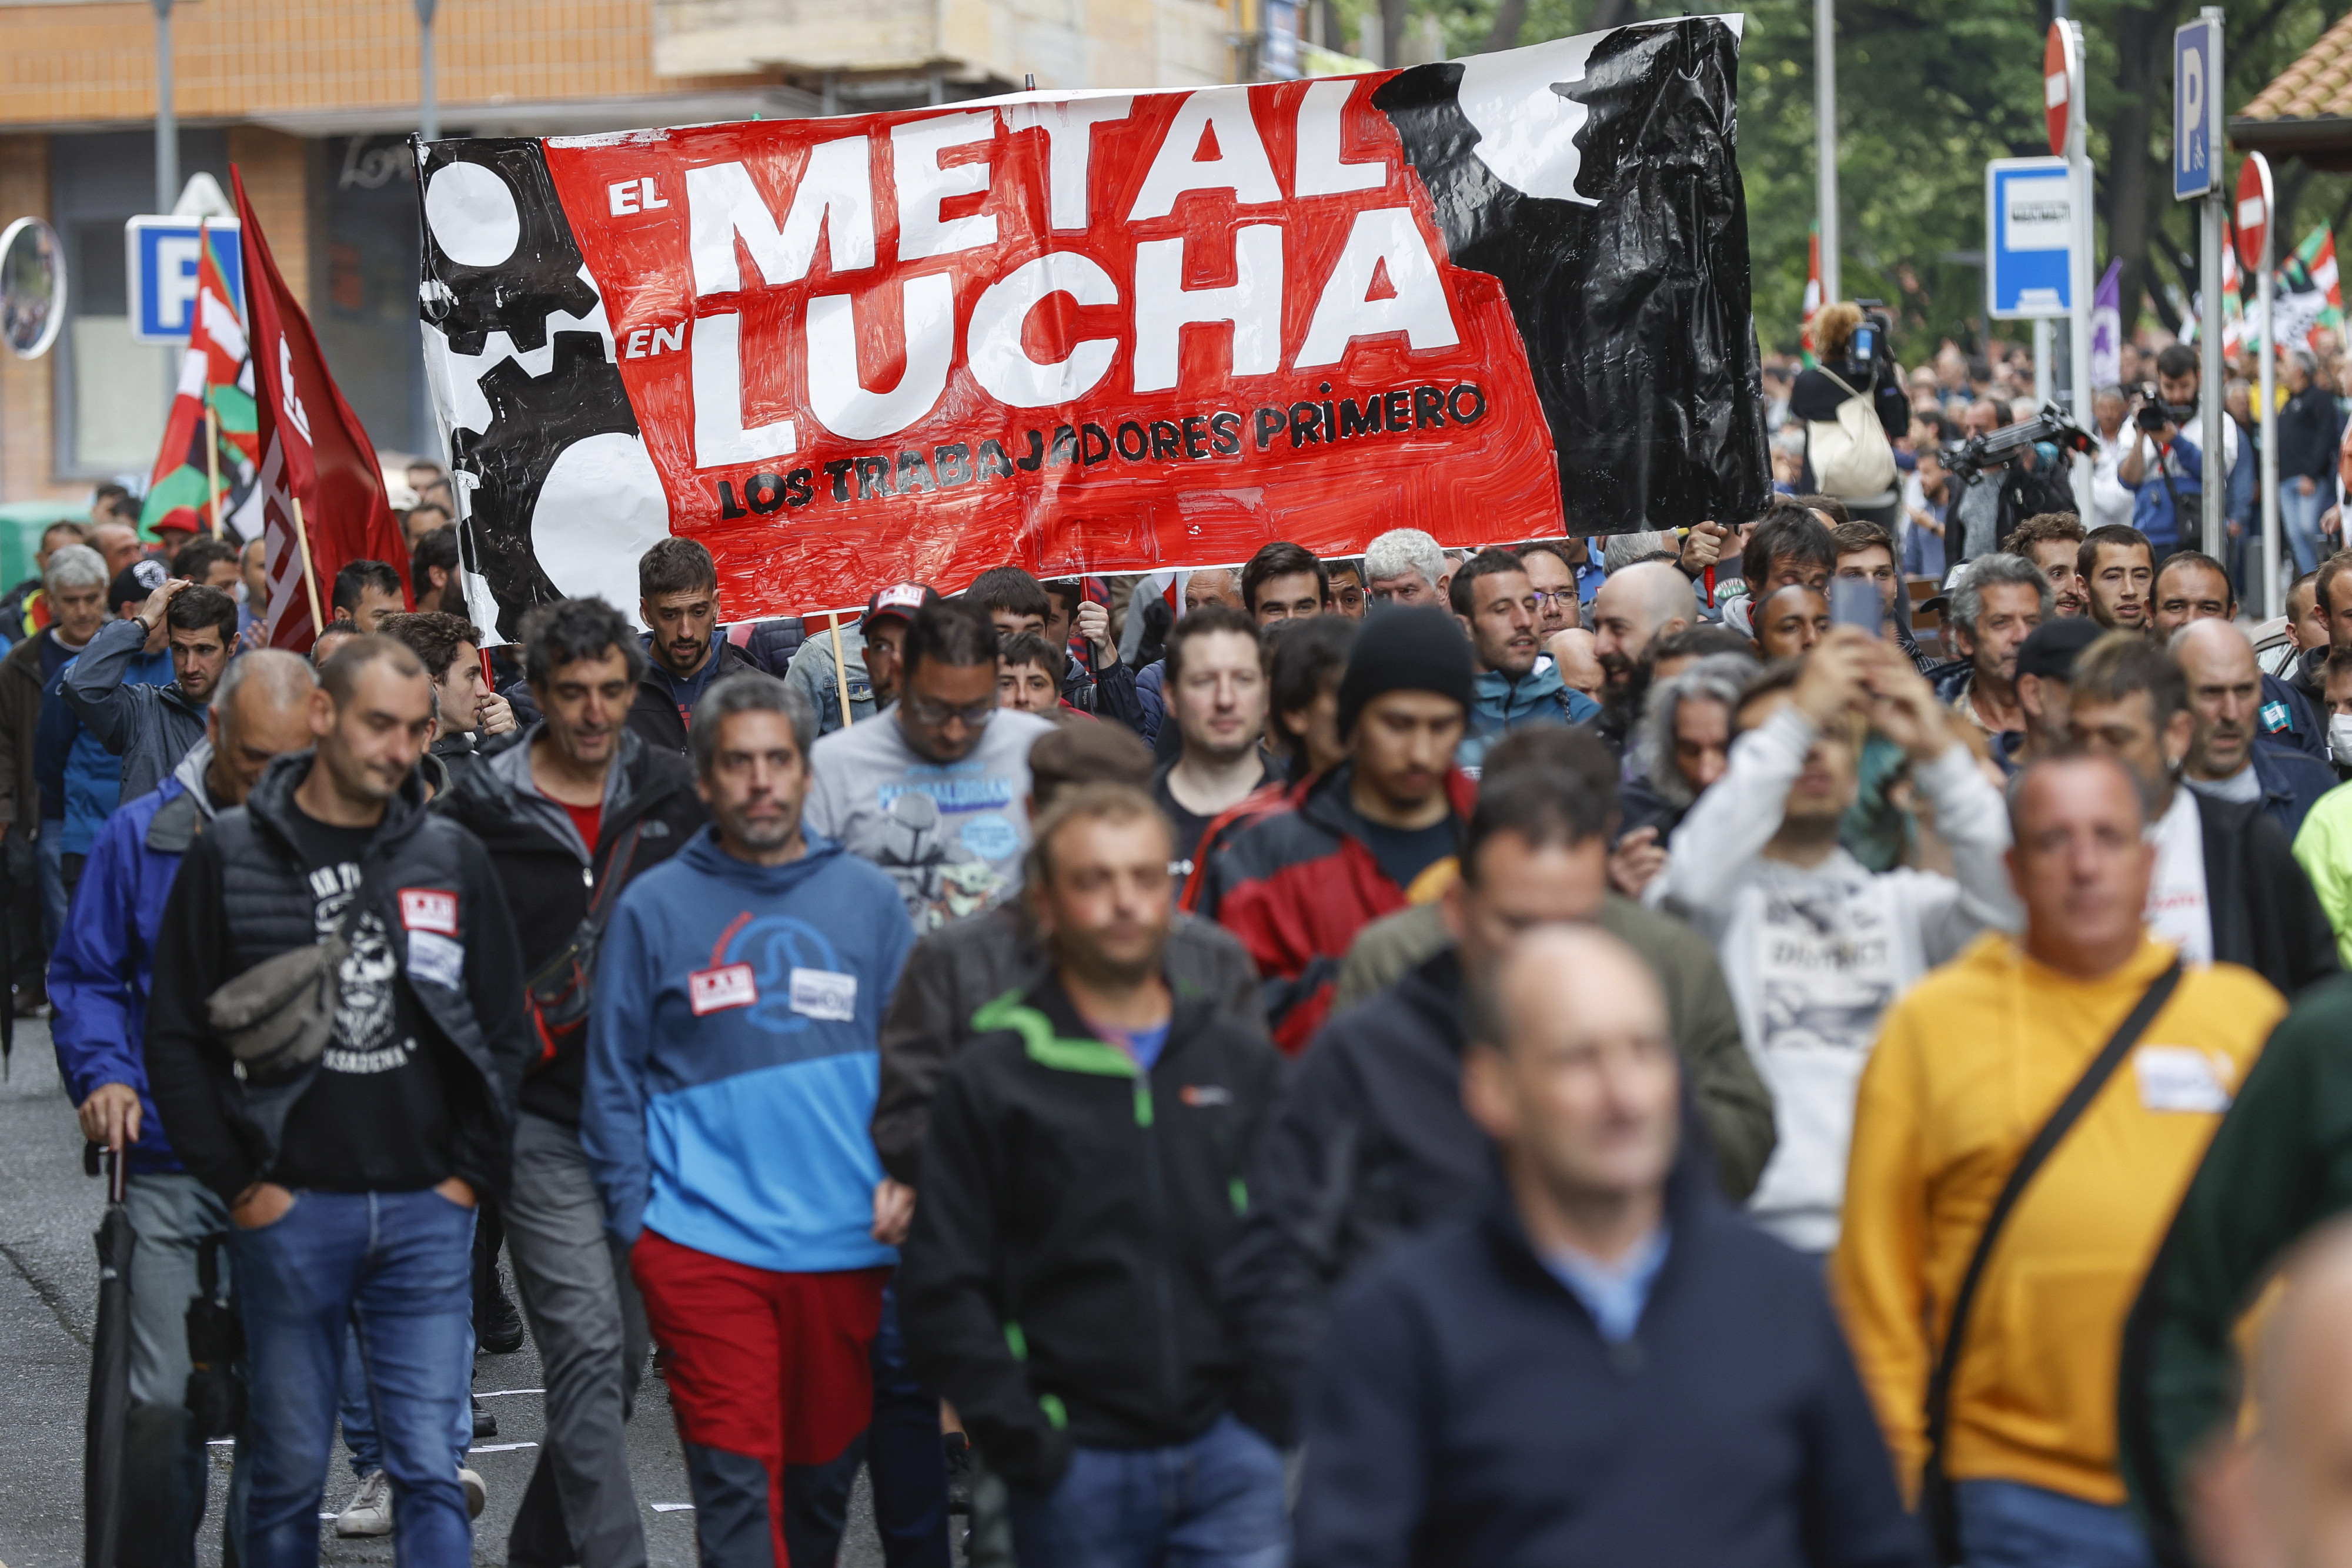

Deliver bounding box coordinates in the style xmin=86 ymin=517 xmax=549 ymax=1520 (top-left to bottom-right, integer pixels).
xmin=1344 ymin=806 xmax=1459 ymax=897
xmin=269 ymin=804 xmax=455 ymax=1192
xmin=1154 ymin=761 xmax=1266 ymax=880
xmin=803 ymin=707 xmax=1057 ymax=931
xmin=658 ymin=647 xmax=725 ymax=734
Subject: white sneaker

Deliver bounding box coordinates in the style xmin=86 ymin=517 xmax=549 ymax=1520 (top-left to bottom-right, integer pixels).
xmin=460 ymin=1467 xmax=487 ymax=1520
xmin=335 ymin=1469 xmax=393 ymax=1537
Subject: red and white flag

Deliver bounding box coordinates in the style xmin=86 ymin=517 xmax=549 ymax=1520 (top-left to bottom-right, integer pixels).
xmin=234 ymin=166 xmax=409 ymax=653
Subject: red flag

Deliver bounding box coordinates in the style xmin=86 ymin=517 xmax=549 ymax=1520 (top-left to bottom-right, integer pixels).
xmin=234 ymin=165 xmax=409 ymax=653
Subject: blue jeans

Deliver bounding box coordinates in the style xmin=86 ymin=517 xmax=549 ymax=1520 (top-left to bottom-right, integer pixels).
xmin=36 ymin=823 xmax=64 ymax=951
xmin=230 ymin=1188 xmax=477 ymax=1568
xmin=337 ymin=1315 xmax=472 ymax=1480
xmin=1008 ymin=1414 xmax=1288 ymax=1568
xmin=2284 ymin=479 xmax=2330 ymax=576
xmin=1955 ymin=1479 xmax=2156 ymax=1568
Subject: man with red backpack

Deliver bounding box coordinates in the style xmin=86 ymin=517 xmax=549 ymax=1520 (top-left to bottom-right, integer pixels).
xmin=434 ymin=597 xmax=708 ymax=1568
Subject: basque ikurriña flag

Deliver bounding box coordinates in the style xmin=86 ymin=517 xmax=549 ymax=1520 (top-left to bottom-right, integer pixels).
xmin=139 ymin=222 xmax=262 ymax=544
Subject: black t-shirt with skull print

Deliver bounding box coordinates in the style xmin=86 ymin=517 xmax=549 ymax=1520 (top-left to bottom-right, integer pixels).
xmin=268 ymin=803 xmax=456 ymax=1193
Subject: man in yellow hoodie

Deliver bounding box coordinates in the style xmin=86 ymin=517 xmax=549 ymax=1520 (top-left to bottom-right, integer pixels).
xmin=1832 ymin=750 xmax=2284 ymax=1567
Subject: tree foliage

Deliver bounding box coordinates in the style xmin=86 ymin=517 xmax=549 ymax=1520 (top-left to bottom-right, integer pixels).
xmin=1343 ymin=0 xmax=2352 ymax=362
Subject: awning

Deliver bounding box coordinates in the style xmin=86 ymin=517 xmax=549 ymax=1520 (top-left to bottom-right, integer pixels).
xmin=2234 ymin=12 xmax=2352 ymax=170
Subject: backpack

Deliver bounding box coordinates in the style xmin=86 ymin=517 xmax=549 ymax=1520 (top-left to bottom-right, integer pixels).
xmin=1806 ymin=367 xmax=1899 ymax=500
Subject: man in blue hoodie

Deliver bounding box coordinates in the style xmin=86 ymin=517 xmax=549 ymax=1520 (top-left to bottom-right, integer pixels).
xmin=52 ymin=649 xmax=316 ymax=1563
xmin=584 ymin=670 xmax=913 ymax=1568
xmin=1452 ymin=547 xmax=1596 ymax=771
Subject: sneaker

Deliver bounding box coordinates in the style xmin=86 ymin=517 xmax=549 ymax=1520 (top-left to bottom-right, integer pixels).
xmin=459 ymin=1466 xmax=487 ymax=1519
xmin=472 ymin=1394 xmax=497 ymax=1440
xmin=335 ymin=1469 xmax=394 ymax=1537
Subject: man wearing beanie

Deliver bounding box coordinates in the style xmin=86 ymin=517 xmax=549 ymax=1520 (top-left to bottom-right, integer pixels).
xmin=1198 ymin=604 xmax=1476 ymax=1051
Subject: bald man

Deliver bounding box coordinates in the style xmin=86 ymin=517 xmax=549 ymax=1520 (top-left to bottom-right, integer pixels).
xmin=1546 ymin=627 xmax=1603 ymax=701
xmin=1295 ymin=925 xmax=1923 ymax=1567
xmin=49 ymin=649 xmax=318 ymax=1560
xmin=2174 ymin=619 xmax=2338 ymax=841
xmin=1586 ymin=561 xmax=1698 ymax=755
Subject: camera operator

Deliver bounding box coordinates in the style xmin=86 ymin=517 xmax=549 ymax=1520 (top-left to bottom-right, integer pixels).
xmin=2118 ymin=343 xmax=2247 ymax=561
xmin=1946 ymin=399 xmax=2077 ymax=567
xmin=1792 ymin=301 xmax=1909 ymax=527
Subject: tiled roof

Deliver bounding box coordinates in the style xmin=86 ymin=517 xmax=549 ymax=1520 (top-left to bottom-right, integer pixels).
xmin=2243 ymin=12 xmax=2352 ymax=123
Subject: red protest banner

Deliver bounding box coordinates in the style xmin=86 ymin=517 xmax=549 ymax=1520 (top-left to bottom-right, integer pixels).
xmin=236 ymin=165 xmax=408 ymax=653
xmin=421 ymin=18 xmax=1764 ymax=640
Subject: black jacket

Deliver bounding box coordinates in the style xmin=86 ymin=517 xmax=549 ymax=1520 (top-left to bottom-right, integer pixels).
xmin=624 ymin=640 xmax=760 ymax=755
xmin=2194 ymin=787 xmax=2340 ymax=998
xmin=871 ymin=901 xmax=1263 ymax=1185
xmin=432 ymin=726 xmax=708 ymax=1125
xmin=2279 ymin=383 xmax=2343 ymax=483
xmin=1292 ymin=1161 xmax=1930 ymax=1568
xmin=142 ymin=752 xmax=530 ymax=1203
xmin=898 ymin=974 xmax=1287 ymax=1490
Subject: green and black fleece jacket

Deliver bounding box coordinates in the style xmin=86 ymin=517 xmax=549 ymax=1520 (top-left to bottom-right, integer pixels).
xmin=2120 ymin=973 xmax=2352 ymax=1565
xmin=897 ymin=972 xmax=1287 ymax=1492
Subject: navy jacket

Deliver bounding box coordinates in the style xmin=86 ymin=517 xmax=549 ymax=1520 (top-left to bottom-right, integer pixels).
xmin=1293 ymin=1146 xmax=1929 ymax=1568
xmin=2250 ymin=737 xmax=2341 ymax=842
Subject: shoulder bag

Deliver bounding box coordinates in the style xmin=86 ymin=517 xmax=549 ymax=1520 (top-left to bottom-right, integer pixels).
xmin=203 ymin=861 xmax=385 ymax=1082
xmin=1808 ymin=366 xmax=1900 ymax=500
xmin=1917 ymin=959 xmax=2184 ymax=1564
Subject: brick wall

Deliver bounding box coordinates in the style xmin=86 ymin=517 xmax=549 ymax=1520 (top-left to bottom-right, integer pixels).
xmin=0 ymin=1 xmax=759 ymax=126
xmin=225 ymin=126 xmax=308 ymax=312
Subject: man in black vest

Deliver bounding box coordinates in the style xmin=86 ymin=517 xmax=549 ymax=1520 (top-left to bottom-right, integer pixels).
xmin=436 ymin=597 xmax=708 ymax=1568
xmin=144 ymin=635 xmax=529 ymax=1559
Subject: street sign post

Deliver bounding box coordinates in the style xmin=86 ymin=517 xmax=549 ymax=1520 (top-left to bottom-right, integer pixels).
xmin=2047 ymin=18 xmax=2094 ymax=517
xmin=2243 ymin=152 xmax=2279 ymax=617
xmin=123 ymin=215 xmax=240 ymax=346
xmin=2176 ymin=9 xmax=2226 ymax=559
xmin=1986 ymin=156 xmax=2075 ymax=319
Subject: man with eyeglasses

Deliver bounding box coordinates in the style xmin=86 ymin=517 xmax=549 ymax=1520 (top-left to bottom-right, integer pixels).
xmin=806 ymin=599 xmax=1058 ymax=934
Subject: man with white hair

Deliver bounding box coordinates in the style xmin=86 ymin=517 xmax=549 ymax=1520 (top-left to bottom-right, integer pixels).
xmin=0 ymin=541 xmax=107 ymax=958
xmin=2174 ymin=617 xmax=2338 ymax=841
xmin=1935 ymin=553 xmax=2049 ymax=739
xmin=1585 ymin=561 xmax=1699 ymax=757
xmin=1363 ymin=527 xmax=1452 ymax=608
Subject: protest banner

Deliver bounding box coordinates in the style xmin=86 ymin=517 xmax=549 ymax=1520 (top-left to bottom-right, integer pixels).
xmin=417 ymin=15 xmax=1766 ymax=636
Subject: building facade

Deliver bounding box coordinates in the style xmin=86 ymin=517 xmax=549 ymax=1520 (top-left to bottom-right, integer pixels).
xmin=0 ymin=0 xmax=1247 ymax=504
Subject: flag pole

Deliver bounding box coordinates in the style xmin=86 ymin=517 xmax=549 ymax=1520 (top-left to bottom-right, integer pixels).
xmin=830 ymin=611 xmax=856 ymax=727
xmin=203 ymin=400 xmax=223 ymax=539
xmin=289 ymin=494 xmax=325 ymax=636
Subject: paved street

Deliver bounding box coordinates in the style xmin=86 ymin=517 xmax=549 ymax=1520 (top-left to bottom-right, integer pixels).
xmin=0 ymin=1022 xmax=885 ymax=1567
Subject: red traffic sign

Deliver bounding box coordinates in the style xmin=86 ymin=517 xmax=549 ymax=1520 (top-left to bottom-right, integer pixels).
xmin=2237 ymin=153 xmax=2273 ymax=270
xmin=2044 ymin=22 xmax=2079 ymax=156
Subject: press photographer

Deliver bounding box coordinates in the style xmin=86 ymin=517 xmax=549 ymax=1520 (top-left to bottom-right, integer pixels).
xmin=1792 ymin=300 xmax=1910 ymax=527
xmin=2117 ymin=342 xmax=2248 ymax=561
xmin=1944 ymin=397 xmax=2081 ymax=567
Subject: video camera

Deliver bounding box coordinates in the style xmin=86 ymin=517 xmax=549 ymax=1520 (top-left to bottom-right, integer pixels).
xmin=1937 ymin=403 xmax=2097 ymax=480
xmin=2129 ymin=382 xmax=2195 ymax=434
xmin=1851 ymin=298 xmax=1896 ymax=365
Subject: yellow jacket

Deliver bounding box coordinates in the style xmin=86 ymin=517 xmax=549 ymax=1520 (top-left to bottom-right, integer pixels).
xmin=1829 ymin=932 xmax=2282 ymax=1506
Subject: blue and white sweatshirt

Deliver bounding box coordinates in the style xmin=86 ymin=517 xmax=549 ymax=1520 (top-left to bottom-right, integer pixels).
xmin=582 ymin=826 xmax=913 ymax=1275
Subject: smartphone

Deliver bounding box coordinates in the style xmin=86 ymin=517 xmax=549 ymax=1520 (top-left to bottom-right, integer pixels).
xmin=1830 ymin=575 xmax=1883 ymax=636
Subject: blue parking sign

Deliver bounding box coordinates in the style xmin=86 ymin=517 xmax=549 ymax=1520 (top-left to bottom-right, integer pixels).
xmin=125 ymin=217 xmax=242 ymax=346
xmin=2174 ymin=19 xmax=2219 ymax=201
xmin=1986 ymin=158 xmax=2075 ymax=319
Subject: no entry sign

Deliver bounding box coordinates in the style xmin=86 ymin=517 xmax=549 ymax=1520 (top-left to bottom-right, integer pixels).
xmin=2044 ymin=22 xmax=2080 ymax=157
xmin=2237 ymin=153 xmax=2272 ymax=272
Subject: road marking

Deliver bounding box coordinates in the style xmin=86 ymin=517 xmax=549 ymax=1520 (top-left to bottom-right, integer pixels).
xmin=473 ymin=1387 xmax=545 ymax=1397
xmin=469 ymin=1442 xmax=538 ymax=1453
xmin=649 ymin=1502 xmax=695 ymax=1513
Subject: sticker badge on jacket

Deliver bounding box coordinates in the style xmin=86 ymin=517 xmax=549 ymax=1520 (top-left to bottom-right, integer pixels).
xmin=2134 ymin=1046 xmax=2234 ymax=1114
xmin=789 ymin=968 xmax=857 ymax=1022
xmin=398 ymin=888 xmax=459 ymax=936
xmin=690 ymin=963 xmax=758 ymax=1016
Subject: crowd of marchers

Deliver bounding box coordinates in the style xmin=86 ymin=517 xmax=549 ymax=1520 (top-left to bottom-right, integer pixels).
xmin=23 ymin=367 xmax=2352 ymax=1568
